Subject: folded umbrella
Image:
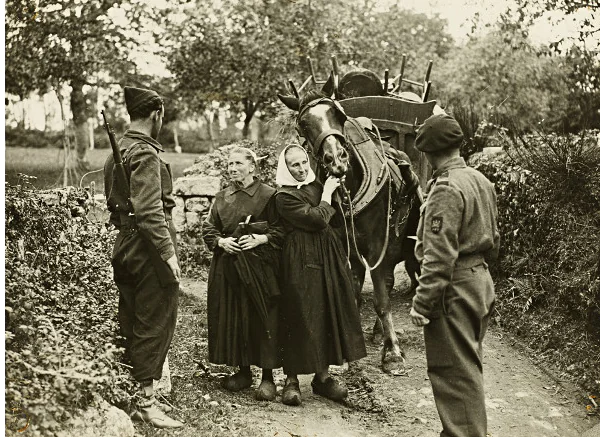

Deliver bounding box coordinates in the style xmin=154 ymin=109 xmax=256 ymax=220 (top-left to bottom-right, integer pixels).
xmin=233 ymin=239 xmax=274 ymax=339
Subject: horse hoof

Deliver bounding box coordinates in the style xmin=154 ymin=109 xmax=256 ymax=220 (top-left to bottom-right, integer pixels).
xmin=381 ymin=350 xmax=407 ymax=376
xmin=399 ymin=285 xmax=417 ymax=297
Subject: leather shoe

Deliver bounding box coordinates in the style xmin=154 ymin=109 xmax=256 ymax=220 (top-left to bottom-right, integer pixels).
xmin=311 ymin=376 xmax=348 ymax=402
xmin=221 ymin=371 xmax=252 ymax=392
xmin=281 ymin=380 xmax=301 ymax=406
xmin=256 ymin=380 xmax=277 ymax=401
xmin=131 ymin=401 xmax=183 ymax=429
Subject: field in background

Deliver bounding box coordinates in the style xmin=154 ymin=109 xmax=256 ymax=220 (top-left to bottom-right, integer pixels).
xmin=5 ymin=147 xmax=199 ymax=190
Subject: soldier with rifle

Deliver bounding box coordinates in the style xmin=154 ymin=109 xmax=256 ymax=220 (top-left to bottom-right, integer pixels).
xmin=103 ymin=86 xmax=183 ymax=429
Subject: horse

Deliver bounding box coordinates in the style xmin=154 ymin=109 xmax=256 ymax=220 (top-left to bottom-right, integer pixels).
xmin=277 ymin=78 xmax=423 ymax=372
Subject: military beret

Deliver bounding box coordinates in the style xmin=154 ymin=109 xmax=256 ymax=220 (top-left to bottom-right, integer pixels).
xmin=415 ymin=113 xmax=464 ymax=153
xmin=124 ymin=86 xmax=161 ymax=114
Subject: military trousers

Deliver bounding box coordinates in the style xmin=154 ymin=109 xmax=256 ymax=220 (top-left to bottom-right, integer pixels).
xmin=111 ymin=224 xmax=179 ymax=383
xmin=424 ymin=262 xmax=495 ymax=437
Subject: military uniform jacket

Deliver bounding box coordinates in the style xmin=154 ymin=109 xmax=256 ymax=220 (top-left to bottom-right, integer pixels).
xmin=104 ymin=130 xmax=176 ymax=262
xmin=413 ymin=157 xmax=500 ymax=318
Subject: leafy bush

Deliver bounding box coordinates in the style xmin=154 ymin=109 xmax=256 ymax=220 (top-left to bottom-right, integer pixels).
xmin=472 ymin=136 xmax=600 ymax=393
xmin=448 ymin=101 xmax=495 ymax=159
xmin=501 ymin=128 xmax=600 ymax=204
xmin=177 ymin=226 xmax=211 ymax=280
xmin=5 ymin=182 xmax=134 ymax=436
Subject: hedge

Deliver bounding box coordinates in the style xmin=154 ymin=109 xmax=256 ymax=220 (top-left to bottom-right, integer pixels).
xmin=5 ymin=182 xmax=134 ymax=436
xmin=472 ymin=132 xmax=600 ymax=394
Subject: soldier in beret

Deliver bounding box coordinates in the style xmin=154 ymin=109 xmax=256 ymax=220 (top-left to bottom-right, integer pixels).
xmin=409 ymin=113 xmax=500 ymax=437
xmin=104 ymin=86 xmax=183 ymax=428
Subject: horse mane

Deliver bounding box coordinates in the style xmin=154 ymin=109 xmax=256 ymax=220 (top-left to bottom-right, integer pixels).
xmin=299 ymin=89 xmax=327 ymax=110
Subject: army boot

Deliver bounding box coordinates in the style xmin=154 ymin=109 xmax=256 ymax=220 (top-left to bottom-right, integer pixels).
xmin=131 ymin=389 xmax=183 ymax=429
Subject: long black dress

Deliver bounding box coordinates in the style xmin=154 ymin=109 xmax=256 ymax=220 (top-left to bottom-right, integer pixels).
xmin=275 ymin=181 xmax=367 ymax=375
xmin=202 ymin=179 xmax=283 ymax=369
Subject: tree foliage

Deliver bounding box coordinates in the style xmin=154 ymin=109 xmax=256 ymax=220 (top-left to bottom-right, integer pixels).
xmin=166 ymin=0 xmax=347 ymax=137
xmin=338 ymin=3 xmax=453 ymax=81
xmin=503 ymin=0 xmax=600 ymax=46
xmin=435 ymin=30 xmax=581 ymax=131
xmin=165 ymin=0 xmax=454 ymax=136
xmin=5 ymin=0 xmax=154 ymax=165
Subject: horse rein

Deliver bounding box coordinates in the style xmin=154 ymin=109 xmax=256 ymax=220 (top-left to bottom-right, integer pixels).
xmin=297 ymin=97 xmax=394 ymax=272
xmin=347 ymin=122 xmax=392 ymax=272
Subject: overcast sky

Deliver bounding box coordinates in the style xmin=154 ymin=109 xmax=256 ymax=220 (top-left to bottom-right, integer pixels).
xmin=396 ymin=0 xmax=599 ymax=47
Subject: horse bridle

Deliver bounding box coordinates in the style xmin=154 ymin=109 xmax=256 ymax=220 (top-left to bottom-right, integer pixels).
xmin=297 ymin=97 xmax=400 ymax=271
xmin=296 ymin=97 xmax=348 ymax=158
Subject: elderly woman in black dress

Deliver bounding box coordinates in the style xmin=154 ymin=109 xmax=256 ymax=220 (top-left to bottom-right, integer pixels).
xmin=202 ymin=147 xmax=283 ymax=401
xmin=275 ymin=144 xmax=367 ymax=406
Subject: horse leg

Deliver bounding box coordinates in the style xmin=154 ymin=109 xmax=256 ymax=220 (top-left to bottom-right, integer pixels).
xmin=405 ymin=258 xmax=420 ymax=294
xmin=403 ymin=239 xmax=420 ymax=295
xmin=402 ymin=199 xmax=422 ymax=295
xmin=371 ymin=263 xmax=395 ymax=343
xmin=350 ymin=257 xmax=366 ymax=309
xmin=371 ymin=263 xmax=405 ymax=374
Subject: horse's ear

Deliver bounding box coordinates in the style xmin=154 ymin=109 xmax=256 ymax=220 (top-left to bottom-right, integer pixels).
xmin=277 ymin=94 xmax=300 ymax=111
xmin=321 ymin=73 xmax=334 ymax=98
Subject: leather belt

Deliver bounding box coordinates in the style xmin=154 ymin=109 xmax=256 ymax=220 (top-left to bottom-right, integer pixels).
xmin=454 ymin=254 xmax=486 ymax=270
xmin=117 ymin=213 xmax=172 ymax=232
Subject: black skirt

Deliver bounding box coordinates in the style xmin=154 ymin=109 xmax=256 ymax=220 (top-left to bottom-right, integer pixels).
xmin=207 ymin=244 xmax=282 ymax=369
xmin=279 ymin=226 xmax=367 ymax=374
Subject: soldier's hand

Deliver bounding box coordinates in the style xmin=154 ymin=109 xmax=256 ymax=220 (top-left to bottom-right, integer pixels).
xmin=410 ymin=307 xmax=430 ymax=327
xmin=218 ymin=237 xmax=242 ymax=254
xmin=166 ymin=254 xmax=181 ymax=283
xmin=238 ymin=234 xmax=267 ymax=250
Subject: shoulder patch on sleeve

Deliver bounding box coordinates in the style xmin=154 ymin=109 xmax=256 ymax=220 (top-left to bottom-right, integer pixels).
xmin=431 ymin=216 xmax=443 ymax=234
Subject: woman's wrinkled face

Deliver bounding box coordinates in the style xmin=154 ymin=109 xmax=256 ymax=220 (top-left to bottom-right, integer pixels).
xmin=228 ymin=152 xmax=255 ymax=183
xmin=285 ymin=148 xmax=310 ymax=182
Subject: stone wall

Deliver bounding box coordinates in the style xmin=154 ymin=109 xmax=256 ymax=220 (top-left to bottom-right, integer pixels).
xmin=172 ymin=175 xmax=221 ymax=234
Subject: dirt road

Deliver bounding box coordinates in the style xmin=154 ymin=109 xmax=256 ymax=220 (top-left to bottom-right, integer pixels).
xmin=144 ymin=268 xmax=599 ymax=437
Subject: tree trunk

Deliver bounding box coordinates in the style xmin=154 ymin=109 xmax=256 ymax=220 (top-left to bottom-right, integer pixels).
xmin=88 ymin=121 xmax=95 ymax=150
xmin=18 ymin=95 xmax=25 ymax=129
xmin=173 ymin=123 xmax=181 ymax=153
xmin=257 ymin=118 xmax=267 ymax=142
xmin=70 ymin=77 xmax=90 ymax=169
xmin=42 ymin=95 xmax=48 ymax=132
xmin=203 ymin=110 xmax=215 ymax=152
xmin=242 ymin=99 xmax=259 ymax=139
xmin=56 ymin=89 xmax=71 ymax=187
xmin=88 ymin=87 xmax=97 ymax=148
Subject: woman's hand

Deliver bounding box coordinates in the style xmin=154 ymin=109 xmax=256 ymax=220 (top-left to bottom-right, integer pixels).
xmin=238 ymin=234 xmax=268 ymax=250
xmin=218 ymin=237 xmax=242 ymax=254
xmin=321 ymin=176 xmax=341 ymax=204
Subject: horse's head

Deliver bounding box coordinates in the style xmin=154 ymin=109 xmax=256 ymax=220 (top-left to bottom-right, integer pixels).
xmin=278 ymin=91 xmax=350 ymax=177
